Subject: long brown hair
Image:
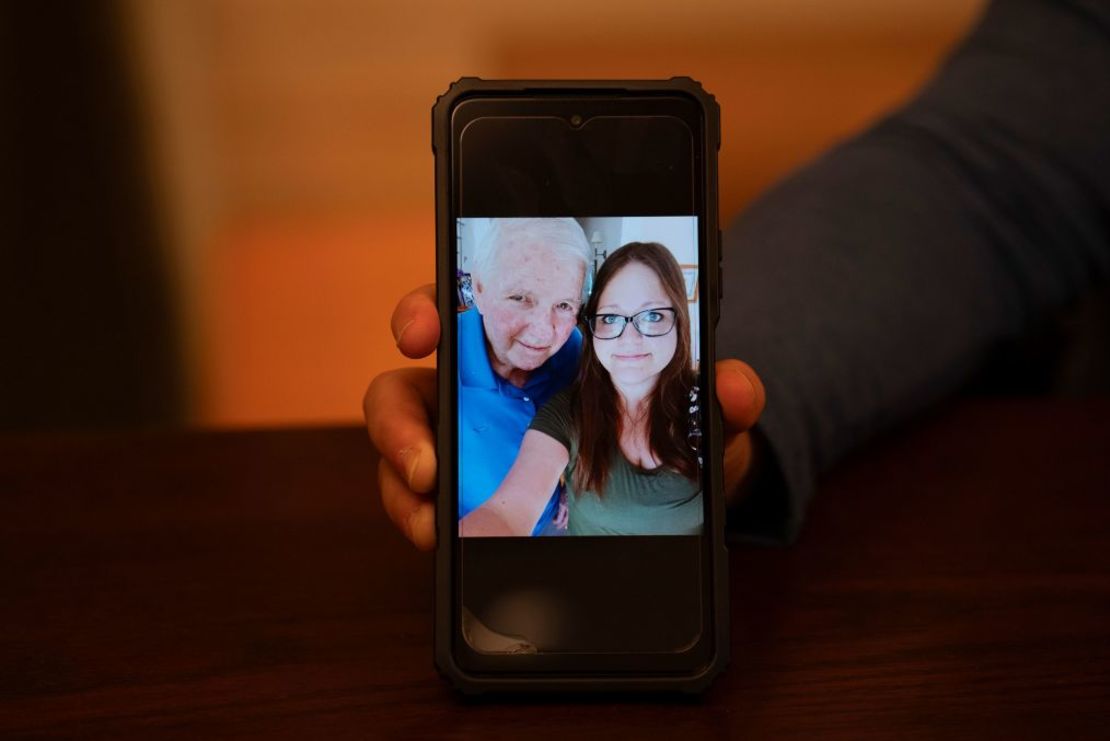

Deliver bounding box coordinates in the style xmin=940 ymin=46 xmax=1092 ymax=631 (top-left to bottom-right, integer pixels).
xmin=572 ymin=242 xmax=699 ymax=494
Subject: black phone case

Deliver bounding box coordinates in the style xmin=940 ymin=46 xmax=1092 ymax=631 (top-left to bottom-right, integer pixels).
xmin=432 ymin=77 xmax=726 ymax=693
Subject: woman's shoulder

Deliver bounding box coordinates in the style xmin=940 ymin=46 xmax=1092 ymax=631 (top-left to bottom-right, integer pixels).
xmin=528 ymin=386 xmax=576 ymax=449
xmin=543 ymin=386 xmax=573 ymax=410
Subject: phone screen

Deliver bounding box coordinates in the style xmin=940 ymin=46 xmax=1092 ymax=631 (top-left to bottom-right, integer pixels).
xmin=457 ymin=214 xmax=703 ymax=539
xmin=447 ymin=94 xmax=717 ymax=672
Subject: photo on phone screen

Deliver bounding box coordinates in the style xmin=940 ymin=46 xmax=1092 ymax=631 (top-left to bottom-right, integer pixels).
xmin=456 ymin=215 xmax=704 ymax=539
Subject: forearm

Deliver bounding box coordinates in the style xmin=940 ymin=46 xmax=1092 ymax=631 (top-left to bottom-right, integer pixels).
xmin=721 ymin=0 xmax=1110 ymax=542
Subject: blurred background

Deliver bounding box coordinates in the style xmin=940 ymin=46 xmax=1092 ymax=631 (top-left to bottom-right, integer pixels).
xmin=3 ymin=0 xmax=988 ymax=431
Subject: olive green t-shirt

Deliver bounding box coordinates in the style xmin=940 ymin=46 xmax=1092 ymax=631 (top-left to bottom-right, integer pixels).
xmin=528 ymin=389 xmax=703 ymax=536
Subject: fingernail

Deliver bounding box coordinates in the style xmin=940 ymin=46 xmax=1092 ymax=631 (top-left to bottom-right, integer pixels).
xmin=395 ymin=318 xmax=416 ymax=347
xmin=409 ymin=504 xmax=436 ymax=551
xmin=398 ymin=445 xmax=421 ymax=488
xmin=727 ymin=367 xmax=755 ymax=403
xmin=740 ymin=370 xmax=755 ymax=398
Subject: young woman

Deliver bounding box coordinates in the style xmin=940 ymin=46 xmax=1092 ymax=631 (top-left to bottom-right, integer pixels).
xmin=460 ymin=241 xmax=702 ymax=536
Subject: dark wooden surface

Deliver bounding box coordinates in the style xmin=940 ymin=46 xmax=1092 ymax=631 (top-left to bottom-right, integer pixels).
xmin=2 ymin=399 xmax=1109 ymax=738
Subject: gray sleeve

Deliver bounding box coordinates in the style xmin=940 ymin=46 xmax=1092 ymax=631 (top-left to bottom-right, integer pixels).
xmin=720 ymin=0 xmax=1110 ymax=543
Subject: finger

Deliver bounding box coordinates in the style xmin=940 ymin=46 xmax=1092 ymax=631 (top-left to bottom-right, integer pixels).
xmin=379 ymin=458 xmax=436 ymax=550
xmin=715 ymin=359 xmax=766 ymax=437
xmin=363 ymin=368 xmax=438 ymax=494
xmin=391 ymin=284 xmax=440 ymax=359
xmin=714 ymin=359 xmax=766 ymax=501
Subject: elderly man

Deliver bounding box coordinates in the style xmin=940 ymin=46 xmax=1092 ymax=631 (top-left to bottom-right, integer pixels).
xmin=457 ymin=218 xmax=592 ymax=533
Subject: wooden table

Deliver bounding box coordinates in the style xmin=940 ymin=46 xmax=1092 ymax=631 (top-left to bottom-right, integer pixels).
xmin=2 ymin=399 xmax=1109 ymax=737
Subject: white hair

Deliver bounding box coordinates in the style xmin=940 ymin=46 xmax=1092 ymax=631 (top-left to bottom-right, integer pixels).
xmin=472 ymin=218 xmax=591 ymax=288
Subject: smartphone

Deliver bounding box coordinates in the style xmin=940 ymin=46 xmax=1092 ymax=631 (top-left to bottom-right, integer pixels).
xmin=433 ymin=78 xmax=725 ymax=692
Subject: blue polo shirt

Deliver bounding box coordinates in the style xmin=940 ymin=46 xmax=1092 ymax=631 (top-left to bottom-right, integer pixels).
xmin=458 ymin=307 xmax=581 ymax=534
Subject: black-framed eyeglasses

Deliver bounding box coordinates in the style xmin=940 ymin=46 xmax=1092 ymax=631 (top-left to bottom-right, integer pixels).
xmin=587 ymin=307 xmax=677 ymax=340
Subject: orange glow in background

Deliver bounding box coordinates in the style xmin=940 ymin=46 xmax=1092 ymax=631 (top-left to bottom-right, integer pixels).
xmin=123 ymin=0 xmax=984 ymax=427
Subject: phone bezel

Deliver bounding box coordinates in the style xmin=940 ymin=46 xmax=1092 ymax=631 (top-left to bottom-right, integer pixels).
xmin=433 ymin=78 xmax=726 ymax=693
